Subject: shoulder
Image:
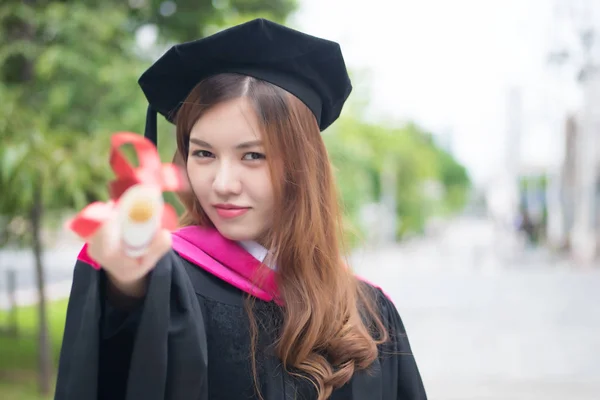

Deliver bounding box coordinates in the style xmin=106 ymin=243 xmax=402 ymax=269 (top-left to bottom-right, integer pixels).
xmin=354 ymin=280 xmax=428 ymax=398
xmin=355 ymin=277 xmax=410 ymax=340
xmin=356 ymin=276 xmax=393 ymax=305
xmin=355 ymin=277 xmax=396 ymax=316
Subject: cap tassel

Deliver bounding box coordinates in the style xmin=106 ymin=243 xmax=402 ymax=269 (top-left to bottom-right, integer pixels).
xmin=144 ymin=105 xmax=158 ymax=146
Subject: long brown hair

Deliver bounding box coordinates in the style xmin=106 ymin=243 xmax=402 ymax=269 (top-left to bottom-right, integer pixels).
xmin=174 ymin=73 xmax=388 ymax=399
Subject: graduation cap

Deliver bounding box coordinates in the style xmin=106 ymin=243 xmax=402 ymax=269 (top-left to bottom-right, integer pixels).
xmin=138 ymin=18 xmax=353 ymax=146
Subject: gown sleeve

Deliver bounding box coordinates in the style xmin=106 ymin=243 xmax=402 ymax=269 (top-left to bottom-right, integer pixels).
xmin=375 ymin=288 xmax=428 ymax=400
xmin=98 ymin=275 xmax=144 ymax=400
xmin=54 ymin=250 xmax=209 ymax=400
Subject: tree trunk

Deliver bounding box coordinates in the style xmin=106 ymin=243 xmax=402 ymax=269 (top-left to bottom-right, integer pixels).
xmin=31 ymin=179 xmax=52 ymax=395
xmin=3 ymin=2 xmax=52 ymax=392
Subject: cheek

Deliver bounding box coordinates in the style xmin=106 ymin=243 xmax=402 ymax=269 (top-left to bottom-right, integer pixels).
xmin=187 ymin=164 xmax=210 ymax=200
xmin=186 ymin=162 xmax=194 ymax=187
xmin=251 ymin=170 xmax=276 ymax=206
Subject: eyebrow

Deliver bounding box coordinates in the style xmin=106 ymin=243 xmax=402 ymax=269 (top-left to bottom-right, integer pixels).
xmin=189 ymin=137 xmax=263 ymax=150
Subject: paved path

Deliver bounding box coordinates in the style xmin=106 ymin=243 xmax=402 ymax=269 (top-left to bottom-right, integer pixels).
xmin=0 ymin=244 xmax=80 ymax=309
xmin=351 ymin=218 xmax=600 ymax=400
xmin=2 ymin=217 xmax=599 ymax=399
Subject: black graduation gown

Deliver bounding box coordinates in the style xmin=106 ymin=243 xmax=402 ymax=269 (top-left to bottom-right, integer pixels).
xmin=54 ymin=250 xmax=427 ymax=400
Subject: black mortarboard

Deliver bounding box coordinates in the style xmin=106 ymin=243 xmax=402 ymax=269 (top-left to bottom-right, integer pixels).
xmin=138 ymin=18 xmax=352 ymax=145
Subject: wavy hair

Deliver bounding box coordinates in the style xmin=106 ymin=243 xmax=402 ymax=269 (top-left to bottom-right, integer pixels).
xmin=174 ymin=73 xmax=388 ymax=399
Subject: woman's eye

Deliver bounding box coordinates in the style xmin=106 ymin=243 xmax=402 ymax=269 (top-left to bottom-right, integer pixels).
xmin=191 ymin=150 xmax=214 ymax=158
xmin=242 ymin=152 xmax=265 ymax=161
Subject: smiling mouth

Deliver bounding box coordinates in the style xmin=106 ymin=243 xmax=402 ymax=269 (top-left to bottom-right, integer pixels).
xmin=214 ymin=206 xmax=250 ymax=219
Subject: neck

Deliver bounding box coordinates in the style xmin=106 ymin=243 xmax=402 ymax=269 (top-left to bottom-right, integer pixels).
xmin=237 ymin=239 xmax=277 ymax=270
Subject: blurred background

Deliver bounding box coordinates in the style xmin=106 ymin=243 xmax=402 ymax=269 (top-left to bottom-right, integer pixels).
xmin=1 ymin=0 xmax=599 ymax=399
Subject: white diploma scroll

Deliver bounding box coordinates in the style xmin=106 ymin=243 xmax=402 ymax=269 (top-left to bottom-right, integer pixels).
xmin=117 ymin=183 xmax=164 ymax=258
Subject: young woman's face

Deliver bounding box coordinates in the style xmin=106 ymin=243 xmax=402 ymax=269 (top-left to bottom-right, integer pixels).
xmin=187 ymin=97 xmax=275 ymax=244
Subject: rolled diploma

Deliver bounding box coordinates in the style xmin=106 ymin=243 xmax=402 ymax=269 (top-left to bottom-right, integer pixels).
xmin=117 ymin=183 xmax=164 ymax=257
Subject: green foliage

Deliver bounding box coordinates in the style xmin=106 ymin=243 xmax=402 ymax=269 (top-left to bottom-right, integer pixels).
xmin=0 ymin=299 xmax=68 ymax=399
xmin=0 ymin=300 xmax=68 ymax=372
xmin=125 ymin=0 xmax=296 ymax=43
xmin=0 ymin=0 xmax=298 ymax=248
xmin=325 ymin=118 xmax=471 ymax=241
xmin=0 ymin=0 xmax=470 ymax=250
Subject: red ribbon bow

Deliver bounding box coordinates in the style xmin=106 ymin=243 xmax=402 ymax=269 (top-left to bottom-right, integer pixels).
xmin=66 ymin=132 xmax=188 ymax=239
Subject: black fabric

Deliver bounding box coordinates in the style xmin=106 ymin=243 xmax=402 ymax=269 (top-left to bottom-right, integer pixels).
xmin=144 ymin=105 xmax=158 ymax=146
xmin=138 ymin=18 xmax=353 ymax=145
xmin=54 ymin=253 xmax=208 ymax=400
xmin=54 ymin=251 xmax=427 ymax=400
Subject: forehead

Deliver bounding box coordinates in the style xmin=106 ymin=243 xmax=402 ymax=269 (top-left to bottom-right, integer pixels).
xmin=189 ymin=97 xmax=262 ymax=142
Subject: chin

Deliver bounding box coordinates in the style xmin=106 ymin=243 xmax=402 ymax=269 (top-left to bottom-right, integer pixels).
xmin=214 ymin=224 xmax=263 ymax=243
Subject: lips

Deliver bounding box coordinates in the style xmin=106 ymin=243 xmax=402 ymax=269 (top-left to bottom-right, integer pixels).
xmin=213 ymin=204 xmax=250 ymax=219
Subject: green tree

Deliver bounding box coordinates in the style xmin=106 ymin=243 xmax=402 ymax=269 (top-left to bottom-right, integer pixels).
xmin=126 ymin=0 xmax=296 ymax=43
xmin=325 ymin=117 xmax=471 ymax=242
xmin=0 ymin=132 xmax=112 ymax=395
xmin=0 ymin=0 xmax=297 ymax=395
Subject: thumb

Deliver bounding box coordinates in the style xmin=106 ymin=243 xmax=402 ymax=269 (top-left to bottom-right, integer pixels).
xmin=142 ymin=229 xmax=172 ymax=268
xmin=156 ymin=228 xmax=173 ymax=254
xmin=103 ymin=207 xmax=122 ymax=257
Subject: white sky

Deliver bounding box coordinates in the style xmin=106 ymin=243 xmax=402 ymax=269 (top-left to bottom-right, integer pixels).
xmin=136 ymin=0 xmax=596 ymax=184
xmin=290 ymin=0 xmax=591 ymax=184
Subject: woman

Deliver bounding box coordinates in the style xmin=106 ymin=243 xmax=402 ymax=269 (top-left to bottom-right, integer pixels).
xmin=54 ymin=18 xmax=427 ymax=400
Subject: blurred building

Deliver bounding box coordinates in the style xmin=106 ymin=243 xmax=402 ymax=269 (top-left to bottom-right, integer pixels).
xmin=516 ymin=0 xmax=600 ymax=263
xmin=557 ymin=73 xmax=600 ymax=263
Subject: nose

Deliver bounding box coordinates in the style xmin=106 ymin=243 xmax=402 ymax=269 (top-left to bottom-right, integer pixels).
xmin=212 ymin=162 xmax=242 ymax=196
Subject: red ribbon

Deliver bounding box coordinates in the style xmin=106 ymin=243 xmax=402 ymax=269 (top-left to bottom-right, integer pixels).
xmin=66 ymin=132 xmax=188 ymax=239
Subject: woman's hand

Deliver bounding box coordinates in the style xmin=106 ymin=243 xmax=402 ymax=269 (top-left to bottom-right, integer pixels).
xmin=87 ymin=207 xmax=172 ymax=299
